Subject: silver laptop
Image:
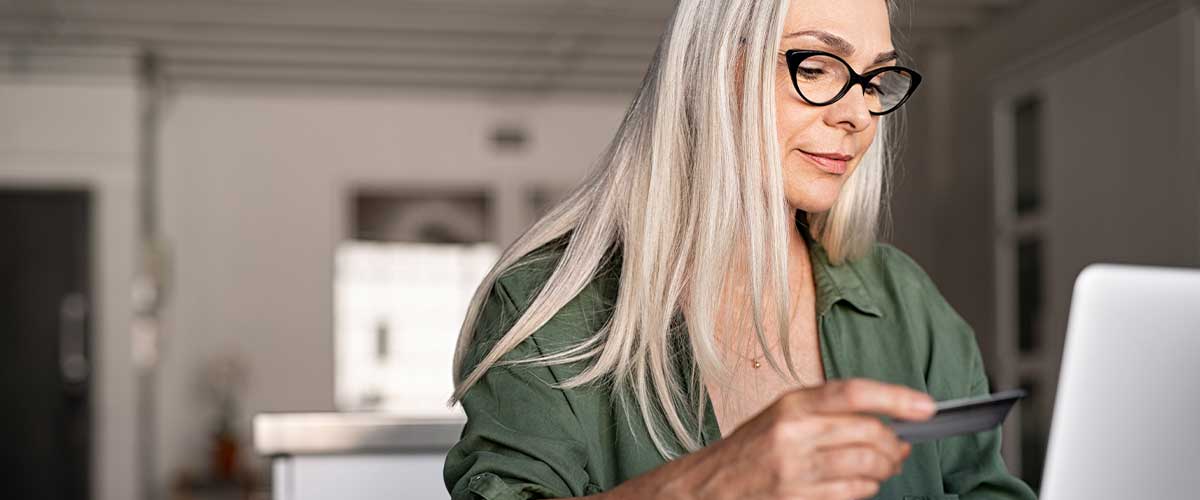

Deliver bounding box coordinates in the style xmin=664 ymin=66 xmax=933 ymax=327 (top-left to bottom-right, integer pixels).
xmin=1040 ymin=264 xmax=1200 ymax=499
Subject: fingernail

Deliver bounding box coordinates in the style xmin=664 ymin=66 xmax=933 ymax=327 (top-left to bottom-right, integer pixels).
xmin=913 ymin=397 xmax=935 ymax=413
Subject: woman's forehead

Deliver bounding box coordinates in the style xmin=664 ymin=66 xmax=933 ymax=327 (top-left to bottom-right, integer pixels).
xmin=781 ymin=0 xmax=893 ymax=58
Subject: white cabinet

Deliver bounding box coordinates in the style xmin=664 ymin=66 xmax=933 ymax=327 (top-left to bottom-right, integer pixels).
xmin=256 ymin=413 xmax=464 ymax=500
xmin=273 ymin=454 xmax=451 ymax=500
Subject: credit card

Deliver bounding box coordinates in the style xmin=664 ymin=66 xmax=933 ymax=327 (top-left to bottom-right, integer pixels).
xmin=887 ymin=389 xmax=1026 ymax=443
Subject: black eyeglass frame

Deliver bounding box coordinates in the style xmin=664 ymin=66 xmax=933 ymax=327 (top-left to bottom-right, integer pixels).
xmin=784 ymin=49 xmax=923 ymax=116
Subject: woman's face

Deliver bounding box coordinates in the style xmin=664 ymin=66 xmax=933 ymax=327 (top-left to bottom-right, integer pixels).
xmin=775 ymin=0 xmax=895 ymax=212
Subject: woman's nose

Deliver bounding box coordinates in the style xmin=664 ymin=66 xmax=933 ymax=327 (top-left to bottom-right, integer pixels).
xmin=825 ymin=84 xmax=873 ymax=132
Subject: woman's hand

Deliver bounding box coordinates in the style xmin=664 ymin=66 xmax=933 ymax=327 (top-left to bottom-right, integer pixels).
xmin=602 ymin=378 xmax=937 ymax=500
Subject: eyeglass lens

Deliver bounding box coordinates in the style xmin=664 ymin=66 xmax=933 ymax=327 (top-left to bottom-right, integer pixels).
xmin=794 ymin=53 xmax=914 ymax=113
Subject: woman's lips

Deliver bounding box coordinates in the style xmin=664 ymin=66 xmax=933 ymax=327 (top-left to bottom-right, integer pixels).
xmin=799 ymin=150 xmax=850 ymax=175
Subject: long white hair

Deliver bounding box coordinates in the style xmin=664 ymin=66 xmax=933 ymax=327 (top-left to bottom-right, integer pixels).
xmin=450 ymin=0 xmax=907 ymax=460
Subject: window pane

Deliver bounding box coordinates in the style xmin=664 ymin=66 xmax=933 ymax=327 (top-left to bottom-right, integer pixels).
xmin=335 ymin=241 xmax=498 ymax=416
xmin=1017 ymin=236 xmax=1043 ymax=354
xmin=1014 ymin=95 xmax=1042 ymax=214
xmin=338 ymin=190 xmax=497 ymax=417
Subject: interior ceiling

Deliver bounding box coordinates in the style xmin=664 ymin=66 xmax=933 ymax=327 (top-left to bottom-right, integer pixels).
xmin=1 ymin=0 xmax=1027 ymax=93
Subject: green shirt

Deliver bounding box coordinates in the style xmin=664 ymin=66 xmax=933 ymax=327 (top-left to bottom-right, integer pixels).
xmin=444 ymin=218 xmax=1038 ymax=500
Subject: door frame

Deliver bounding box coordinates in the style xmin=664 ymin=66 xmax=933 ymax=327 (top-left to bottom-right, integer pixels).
xmin=0 ymin=153 xmax=139 ymax=500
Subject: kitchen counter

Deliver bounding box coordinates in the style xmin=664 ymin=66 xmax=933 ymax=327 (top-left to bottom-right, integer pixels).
xmin=254 ymin=412 xmax=465 ymax=456
xmin=253 ymin=413 xmax=466 ymax=500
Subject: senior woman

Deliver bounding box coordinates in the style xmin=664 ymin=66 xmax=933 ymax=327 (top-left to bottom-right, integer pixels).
xmin=444 ymin=0 xmax=1038 ymax=499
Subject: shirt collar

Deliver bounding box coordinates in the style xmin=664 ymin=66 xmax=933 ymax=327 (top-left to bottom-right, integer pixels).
xmin=795 ymin=210 xmax=884 ymax=318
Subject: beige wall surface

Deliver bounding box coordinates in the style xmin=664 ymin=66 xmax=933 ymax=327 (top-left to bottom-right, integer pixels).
xmin=157 ymin=87 xmax=629 ymax=485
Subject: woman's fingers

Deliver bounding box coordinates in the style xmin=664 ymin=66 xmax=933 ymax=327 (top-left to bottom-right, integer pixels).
xmin=810 ymin=444 xmax=906 ymax=481
xmin=796 ymin=415 xmax=908 ymax=464
xmin=789 ymin=478 xmax=881 ymax=500
xmin=656 ymin=379 xmax=927 ymax=500
xmin=790 ymin=378 xmax=937 ymax=422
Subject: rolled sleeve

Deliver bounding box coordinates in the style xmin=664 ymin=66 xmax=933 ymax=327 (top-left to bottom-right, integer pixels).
xmin=443 ymin=279 xmax=596 ymax=500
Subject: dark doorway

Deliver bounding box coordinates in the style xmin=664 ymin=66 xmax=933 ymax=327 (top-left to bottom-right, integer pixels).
xmin=0 ymin=188 xmax=93 ymax=500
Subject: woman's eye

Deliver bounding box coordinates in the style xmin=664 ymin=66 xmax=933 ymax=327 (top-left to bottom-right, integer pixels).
xmin=797 ymin=67 xmax=824 ymax=79
xmin=865 ymin=83 xmax=886 ymax=96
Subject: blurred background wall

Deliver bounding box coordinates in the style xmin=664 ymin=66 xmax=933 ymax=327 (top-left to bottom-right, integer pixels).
xmin=1 ymin=1 xmax=1197 ymax=499
xmin=893 ymin=0 xmax=1199 ymax=485
xmin=157 ymin=89 xmax=628 ymax=493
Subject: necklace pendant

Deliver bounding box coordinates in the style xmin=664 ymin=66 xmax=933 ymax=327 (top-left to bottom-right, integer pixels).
xmin=752 ymin=359 xmax=761 ymax=369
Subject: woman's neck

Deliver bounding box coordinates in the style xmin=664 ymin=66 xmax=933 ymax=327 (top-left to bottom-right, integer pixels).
xmin=711 ymin=216 xmax=815 ymax=338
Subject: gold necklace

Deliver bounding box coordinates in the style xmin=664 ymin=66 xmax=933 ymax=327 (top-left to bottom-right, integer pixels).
xmin=716 ymin=333 xmax=780 ymax=369
xmin=716 ymin=280 xmax=809 ymax=370
xmin=710 ymin=296 xmax=796 ymax=369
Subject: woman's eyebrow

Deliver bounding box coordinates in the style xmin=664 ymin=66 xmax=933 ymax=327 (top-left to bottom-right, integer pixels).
xmin=784 ymin=29 xmax=898 ymax=65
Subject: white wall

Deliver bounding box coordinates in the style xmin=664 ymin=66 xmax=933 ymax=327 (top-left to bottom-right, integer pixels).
xmin=0 ymin=75 xmax=141 ymax=500
xmin=157 ymin=86 xmax=630 ymax=487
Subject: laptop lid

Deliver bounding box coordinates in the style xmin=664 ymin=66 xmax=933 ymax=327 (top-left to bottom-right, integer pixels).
xmin=1040 ymin=264 xmax=1200 ymax=499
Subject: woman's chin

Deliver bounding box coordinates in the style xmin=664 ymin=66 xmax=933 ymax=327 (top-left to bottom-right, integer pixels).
xmin=783 ymin=167 xmax=849 ymax=213
xmin=789 ymin=200 xmax=836 ymax=214
xmin=786 ymin=185 xmax=844 ymax=214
